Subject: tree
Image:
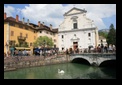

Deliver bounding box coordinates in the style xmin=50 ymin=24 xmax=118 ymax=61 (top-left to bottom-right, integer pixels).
xmin=98 ymin=31 xmax=108 ymax=38
xmin=33 ymin=36 xmax=54 ymax=47
xmin=107 ymin=24 xmax=116 ymax=46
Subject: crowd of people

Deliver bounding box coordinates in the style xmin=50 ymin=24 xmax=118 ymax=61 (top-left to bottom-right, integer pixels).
xmin=33 ymin=47 xmax=58 ymax=56
xmin=65 ymin=44 xmax=116 ymax=55
xmin=4 ymin=44 xmax=116 ymax=58
xmin=94 ymin=44 xmax=116 ymax=53
xmin=4 ymin=49 xmax=32 ymax=58
xmin=4 ymin=47 xmax=59 ymax=58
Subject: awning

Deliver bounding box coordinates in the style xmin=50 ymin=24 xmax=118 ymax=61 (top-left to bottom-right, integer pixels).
xmin=15 ymin=47 xmax=31 ymax=50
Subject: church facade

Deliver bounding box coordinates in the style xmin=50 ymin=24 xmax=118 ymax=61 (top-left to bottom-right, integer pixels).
xmin=58 ymin=7 xmax=99 ymax=51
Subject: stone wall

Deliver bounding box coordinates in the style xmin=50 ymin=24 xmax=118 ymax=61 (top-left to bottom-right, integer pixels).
xmin=4 ymin=55 xmax=70 ymax=72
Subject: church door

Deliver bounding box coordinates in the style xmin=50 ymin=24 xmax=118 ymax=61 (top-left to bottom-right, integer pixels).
xmin=73 ymin=42 xmax=78 ymax=50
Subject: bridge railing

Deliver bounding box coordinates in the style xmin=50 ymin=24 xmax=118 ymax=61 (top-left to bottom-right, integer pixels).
xmin=69 ymin=53 xmax=116 ymax=59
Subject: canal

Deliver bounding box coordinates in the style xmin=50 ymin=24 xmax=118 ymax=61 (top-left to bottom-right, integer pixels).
xmin=4 ymin=63 xmax=116 ymax=79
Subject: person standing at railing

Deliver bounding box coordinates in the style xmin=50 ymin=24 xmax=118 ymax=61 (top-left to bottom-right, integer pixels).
xmin=14 ymin=50 xmax=18 ymax=56
xmin=9 ymin=46 xmax=15 ymax=57
xmin=108 ymin=44 xmax=113 ymax=53
xmin=66 ymin=48 xmax=69 ymax=55
xmin=101 ymin=44 xmax=104 ymax=53
xmin=23 ymin=49 xmax=27 ymax=56
xmin=113 ymin=45 xmax=116 ymax=52
xmin=18 ymin=50 xmax=22 ymax=56
xmin=104 ymin=45 xmax=108 ymax=53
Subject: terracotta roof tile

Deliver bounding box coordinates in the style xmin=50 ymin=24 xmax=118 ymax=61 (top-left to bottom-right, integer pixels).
xmin=4 ymin=16 xmax=58 ymax=33
xmin=5 ymin=17 xmax=23 ymax=24
xmin=52 ymin=28 xmax=58 ymax=32
xmin=6 ymin=17 xmax=16 ymax=21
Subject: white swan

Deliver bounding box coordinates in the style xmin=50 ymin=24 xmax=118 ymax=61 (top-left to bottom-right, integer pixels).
xmin=58 ymin=69 xmax=65 ymax=74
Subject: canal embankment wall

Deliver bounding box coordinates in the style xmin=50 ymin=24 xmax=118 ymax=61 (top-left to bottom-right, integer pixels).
xmin=4 ymin=55 xmax=70 ymax=72
xmin=4 ymin=53 xmax=116 ymax=72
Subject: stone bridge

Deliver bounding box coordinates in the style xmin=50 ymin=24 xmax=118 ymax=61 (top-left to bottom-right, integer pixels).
xmin=69 ymin=53 xmax=116 ymax=66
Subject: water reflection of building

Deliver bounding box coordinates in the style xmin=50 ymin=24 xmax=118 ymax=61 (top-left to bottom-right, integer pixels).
xmin=58 ymin=7 xmax=99 ymax=51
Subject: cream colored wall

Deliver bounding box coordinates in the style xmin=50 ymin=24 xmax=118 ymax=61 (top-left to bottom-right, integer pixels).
xmin=37 ymin=30 xmax=53 ymax=38
xmin=98 ymin=38 xmax=107 ymax=46
xmin=4 ymin=22 xmax=7 ymax=53
xmin=53 ymin=33 xmax=58 ymax=48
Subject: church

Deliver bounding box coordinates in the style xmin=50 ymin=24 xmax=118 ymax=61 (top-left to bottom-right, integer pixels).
xmin=58 ymin=7 xmax=99 ymax=51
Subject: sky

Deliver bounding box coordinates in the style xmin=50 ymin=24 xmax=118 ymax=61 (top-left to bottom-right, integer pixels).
xmin=4 ymin=4 xmax=116 ymax=30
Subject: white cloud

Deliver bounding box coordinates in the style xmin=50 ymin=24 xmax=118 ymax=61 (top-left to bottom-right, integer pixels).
xmin=4 ymin=5 xmax=15 ymax=17
xmin=21 ymin=4 xmax=64 ymax=27
xmin=4 ymin=4 xmax=116 ymax=30
xmin=73 ymin=4 xmax=116 ymax=29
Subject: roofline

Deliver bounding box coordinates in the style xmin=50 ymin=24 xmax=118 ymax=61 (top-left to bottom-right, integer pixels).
xmin=4 ymin=17 xmax=58 ymax=33
xmin=4 ymin=19 xmax=36 ymax=30
xmin=37 ymin=28 xmax=58 ymax=33
xmin=63 ymin=7 xmax=87 ymax=16
xmin=58 ymin=27 xmax=96 ymax=33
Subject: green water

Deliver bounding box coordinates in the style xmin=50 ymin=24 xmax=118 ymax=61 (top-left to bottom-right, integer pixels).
xmin=4 ymin=63 xmax=116 ymax=79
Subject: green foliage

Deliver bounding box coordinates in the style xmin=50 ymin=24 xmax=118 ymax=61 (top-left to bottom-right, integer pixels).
xmin=99 ymin=31 xmax=108 ymax=38
xmin=33 ymin=36 xmax=54 ymax=47
xmin=107 ymin=24 xmax=116 ymax=45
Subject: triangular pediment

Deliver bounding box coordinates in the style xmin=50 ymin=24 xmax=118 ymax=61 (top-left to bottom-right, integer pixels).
xmin=71 ymin=34 xmax=80 ymax=42
xmin=64 ymin=7 xmax=87 ymax=16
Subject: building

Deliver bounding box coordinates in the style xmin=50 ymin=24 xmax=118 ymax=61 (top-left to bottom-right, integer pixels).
xmin=32 ymin=21 xmax=58 ymax=48
xmin=58 ymin=7 xmax=99 ymax=51
xmin=98 ymin=36 xmax=107 ymax=46
xmin=4 ymin=13 xmax=58 ymax=54
xmin=4 ymin=13 xmax=37 ymax=54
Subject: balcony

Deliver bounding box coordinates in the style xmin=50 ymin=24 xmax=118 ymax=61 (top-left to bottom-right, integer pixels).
xmin=17 ymin=36 xmax=26 ymax=41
